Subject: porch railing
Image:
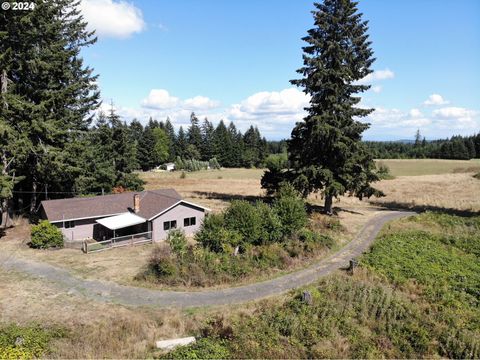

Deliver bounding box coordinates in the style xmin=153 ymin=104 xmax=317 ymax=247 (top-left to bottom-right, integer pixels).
xmin=83 ymin=231 xmax=153 ymax=254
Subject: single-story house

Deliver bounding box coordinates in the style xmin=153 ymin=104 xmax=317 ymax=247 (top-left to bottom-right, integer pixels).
xmin=39 ymin=189 xmax=209 ymax=243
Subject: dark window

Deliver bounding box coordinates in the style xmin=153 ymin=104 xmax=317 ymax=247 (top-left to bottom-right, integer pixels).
xmin=164 ymin=220 xmax=177 ymax=231
xmin=65 ymin=220 xmax=75 ymax=228
xmin=184 ymin=217 xmax=196 ymax=227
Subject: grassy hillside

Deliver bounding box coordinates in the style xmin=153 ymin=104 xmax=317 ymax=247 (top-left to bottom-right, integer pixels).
xmin=165 ymin=212 xmax=480 ymax=359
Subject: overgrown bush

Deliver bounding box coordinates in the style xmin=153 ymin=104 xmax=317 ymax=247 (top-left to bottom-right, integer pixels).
xmin=30 ymin=220 xmax=64 ymax=249
xmin=255 ymin=201 xmax=283 ymax=244
xmin=224 ymin=201 xmax=263 ymax=245
xmin=167 ymin=229 xmax=188 ymax=257
xmin=272 ymin=185 xmax=308 ymax=236
xmin=195 ymin=213 xmax=226 ymax=252
xmin=175 ymin=156 xmax=221 ymax=172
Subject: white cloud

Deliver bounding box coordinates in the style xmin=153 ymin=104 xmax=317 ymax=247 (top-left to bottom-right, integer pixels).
xmin=358 ymin=69 xmax=395 ymax=84
xmin=141 ymin=89 xmax=179 ymax=109
xmin=184 ymin=96 xmax=220 ymax=110
xmin=423 ymin=94 xmax=449 ymax=106
xmin=226 ymin=88 xmax=310 ymax=135
xmin=80 ymin=0 xmax=145 ymax=39
xmin=432 ymin=107 xmax=478 ymax=129
xmin=371 ymin=85 xmax=382 ymax=93
xmin=409 ymin=108 xmax=423 ymax=118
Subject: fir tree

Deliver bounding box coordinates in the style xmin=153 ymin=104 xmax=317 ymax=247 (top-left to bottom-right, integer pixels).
xmin=164 ymin=117 xmax=177 ymax=161
xmin=176 ymin=126 xmax=188 ymax=159
xmin=0 ymin=0 xmax=100 ymax=210
xmin=187 ymin=112 xmax=202 ymax=155
xmin=276 ymin=0 xmax=382 ymax=213
xmin=200 ymin=118 xmax=215 ymax=161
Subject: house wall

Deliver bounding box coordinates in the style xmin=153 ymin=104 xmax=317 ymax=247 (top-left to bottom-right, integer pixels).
xmin=151 ymin=202 xmax=205 ymax=242
xmin=54 ymin=218 xmax=97 ymax=241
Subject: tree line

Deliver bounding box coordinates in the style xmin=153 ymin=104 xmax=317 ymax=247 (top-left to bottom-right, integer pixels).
xmin=365 ymin=132 xmax=480 ymax=160
xmin=130 ymin=112 xmax=270 ymax=171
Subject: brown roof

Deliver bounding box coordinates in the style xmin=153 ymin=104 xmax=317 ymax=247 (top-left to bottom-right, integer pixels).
xmin=40 ymin=189 xmax=185 ymax=222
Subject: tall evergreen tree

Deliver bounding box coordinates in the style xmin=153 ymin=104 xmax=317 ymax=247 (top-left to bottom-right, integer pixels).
xmin=176 ymin=126 xmax=188 ymax=159
xmin=164 ymin=117 xmax=177 ymax=161
xmin=0 ymin=0 xmax=100 ymax=211
xmin=187 ymin=112 xmax=202 ymax=157
xmin=275 ymin=0 xmax=382 ymax=213
xmin=200 ymin=118 xmax=215 ymax=161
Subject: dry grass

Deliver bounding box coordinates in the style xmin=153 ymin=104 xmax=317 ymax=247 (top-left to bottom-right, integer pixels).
xmin=0 ymin=269 xmax=277 ymax=358
xmin=376 ymin=158 xmax=480 ymax=176
xmin=372 ymin=173 xmax=480 ymax=212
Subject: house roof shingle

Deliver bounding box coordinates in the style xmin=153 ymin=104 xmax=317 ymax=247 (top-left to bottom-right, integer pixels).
xmin=40 ymin=189 xmax=185 ymax=222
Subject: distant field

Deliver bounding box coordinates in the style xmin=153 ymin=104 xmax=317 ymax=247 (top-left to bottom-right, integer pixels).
xmin=376 ymin=158 xmax=480 ymax=176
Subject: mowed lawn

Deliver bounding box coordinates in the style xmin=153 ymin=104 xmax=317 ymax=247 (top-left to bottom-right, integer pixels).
xmin=376 ymin=158 xmax=480 ymax=176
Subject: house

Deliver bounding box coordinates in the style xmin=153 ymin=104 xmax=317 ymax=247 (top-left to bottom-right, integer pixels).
xmin=39 ymin=189 xmax=209 ymax=244
xmin=164 ymin=163 xmax=175 ymax=171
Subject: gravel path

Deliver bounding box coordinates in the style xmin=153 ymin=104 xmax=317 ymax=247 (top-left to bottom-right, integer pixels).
xmin=0 ymin=210 xmax=413 ymax=308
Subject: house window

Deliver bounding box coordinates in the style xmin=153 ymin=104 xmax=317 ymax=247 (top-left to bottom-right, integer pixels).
xmin=184 ymin=217 xmax=196 ymax=227
xmin=65 ymin=220 xmax=75 ymax=228
xmin=163 ymin=220 xmax=177 ymax=231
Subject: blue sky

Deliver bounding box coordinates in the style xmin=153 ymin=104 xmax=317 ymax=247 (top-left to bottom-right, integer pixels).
xmin=80 ymin=0 xmax=480 ymax=140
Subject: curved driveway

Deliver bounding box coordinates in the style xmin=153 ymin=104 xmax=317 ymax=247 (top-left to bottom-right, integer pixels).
xmin=1 ymin=210 xmax=413 ymax=308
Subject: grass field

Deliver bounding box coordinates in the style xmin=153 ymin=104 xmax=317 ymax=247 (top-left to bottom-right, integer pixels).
xmin=376 ymin=158 xmax=480 ymax=176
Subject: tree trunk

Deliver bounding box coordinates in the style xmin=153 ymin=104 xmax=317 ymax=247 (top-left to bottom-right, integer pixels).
xmin=324 ymin=195 xmax=333 ymax=215
xmin=1 ymin=153 xmax=13 ymax=229
xmin=30 ymin=180 xmax=37 ymax=214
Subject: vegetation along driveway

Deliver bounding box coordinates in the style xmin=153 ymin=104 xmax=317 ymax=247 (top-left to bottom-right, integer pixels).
xmin=1 ymin=210 xmax=413 ymax=308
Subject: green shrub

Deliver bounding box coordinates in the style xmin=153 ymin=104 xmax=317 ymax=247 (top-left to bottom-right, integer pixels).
xmin=296 ymin=228 xmax=334 ymax=248
xmin=0 ymin=323 xmax=65 ymax=359
xmin=146 ymin=245 xmax=178 ymax=278
xmin=224 ymin=200 xmax=263 ymax=245
xmin=167 ymin=229 xmax=188 ymax=256
xmin=30 ymin=220 xmax=64 ymax=249
xmin=195 ymin=213 xmax=226 ymax=252
xmin=254 ymin=201 xmax=283 ymax=244
xmin=376 ymin=162 xmax=394 ymax=180
xmin=273 ymin=186 xmax=307 ymax=236
xmin=163 ymin=338 xmax=231 ymax=359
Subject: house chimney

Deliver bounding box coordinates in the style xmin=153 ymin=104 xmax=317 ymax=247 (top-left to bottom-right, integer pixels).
xmin=133 ymin=194 xmax=140 ymax=213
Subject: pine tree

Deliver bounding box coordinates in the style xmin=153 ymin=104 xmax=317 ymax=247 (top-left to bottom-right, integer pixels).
xmin=164 ymin=117 xmax=177 ymax=161
xmin=1 ymin=0 xmax=100 ymax=211
xmin=200 ymin=118 xmax=215 ymax=161
xmin=151 ymin=127 xmax=170 ymax=165
xmin=212 ymin=120 xmax=230 ymax=166
xmin=187 ymin=112 xmax=202 ymax=156
xmin=176 ymin=126 xmax=188 ymax=159
xmin=278 ymin=0 xmax=382 ymax=213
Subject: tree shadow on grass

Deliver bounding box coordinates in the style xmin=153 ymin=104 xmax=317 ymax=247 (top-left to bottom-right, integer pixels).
xmin=369 ymin=200 xmax=480 ymax=218
xmin=306 ymin=203 xmax=365 ymax=216
xmin=192 ymin=191 xmax=267 ymax=204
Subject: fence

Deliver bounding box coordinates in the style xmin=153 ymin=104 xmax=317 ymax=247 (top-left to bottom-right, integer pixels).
xmin=83 ymin=231 xmax=153 ymax=253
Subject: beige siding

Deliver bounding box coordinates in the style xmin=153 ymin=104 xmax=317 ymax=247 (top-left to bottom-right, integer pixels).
xmin=151 ymin=203 xmax=205 ymax=242
xmin=55 ymin=218 xmax=97 ymax=241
